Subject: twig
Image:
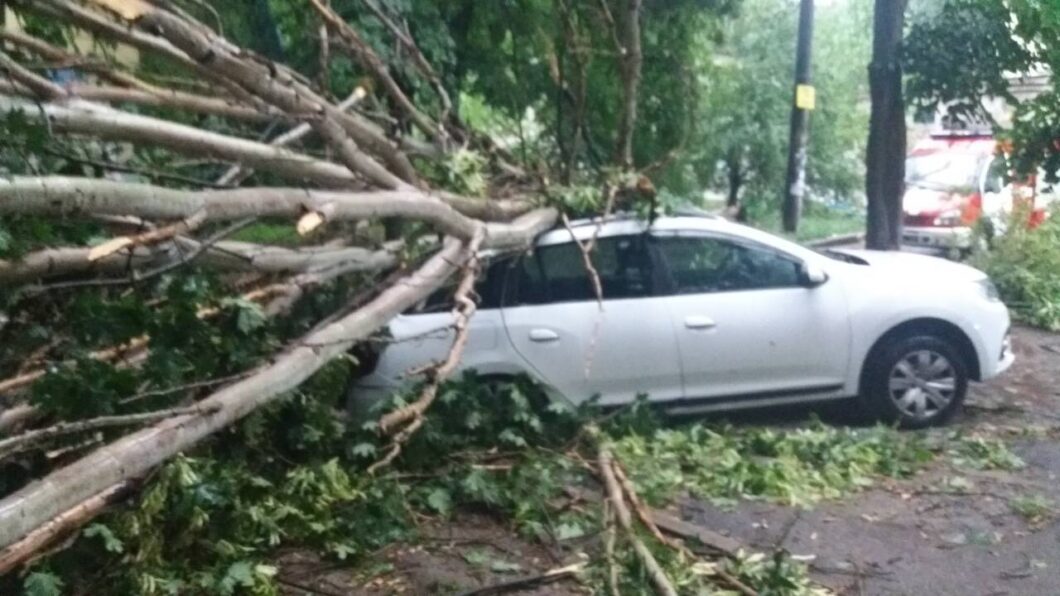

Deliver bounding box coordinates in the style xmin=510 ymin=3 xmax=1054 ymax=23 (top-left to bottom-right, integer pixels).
xmin=360 ymin=0 xmax=453 ymax=126
xmin=604 ymin=499 xmax=622 ymax=596
xmin=28 ymin=217 xmax=257 ymax=293
xmin=366 ymin=234 xmax=481 ymax=473
xmin=87 ymin=211 xmax=208 ymax=263
xmin=0 ymin=405 xmax=221 ymax=458
xmin=119 ymin=371 xmax=255 ymax=405
xmin=611 ymin=460 xmax=677 ymax=549
xmin=373 ymin=232 xmax=483 ymax=435
xmin=560 ymin=212 xmax=604 ymax=309
xmin=215 ymin=88 xmax=366 ymax=186
xmin=457 ymin=562 xmax=586 ymax=596
xmin=274 ymin=576 xmax=348 ymax=596
xmin=41 ymin=147 xmax=233 ymax=189
xmin=598 ymin=443 xmax=678 ymax=596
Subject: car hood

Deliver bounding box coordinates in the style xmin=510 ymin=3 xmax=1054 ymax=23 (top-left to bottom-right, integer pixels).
xmin=828 ymin=249 xmax=987 ymax=282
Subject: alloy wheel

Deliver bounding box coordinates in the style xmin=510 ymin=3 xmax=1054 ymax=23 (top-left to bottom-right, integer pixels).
xmin=888 ymin=349 xmax=958 ymax=421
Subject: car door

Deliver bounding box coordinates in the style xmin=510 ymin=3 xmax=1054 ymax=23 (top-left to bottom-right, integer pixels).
xmin=652 ymin=231 xmax=850 ymax=402
xmin=980 ymin=155 xmax=1012 ymax=220
xmin=500 ymin=234 xmax=682 ymax=407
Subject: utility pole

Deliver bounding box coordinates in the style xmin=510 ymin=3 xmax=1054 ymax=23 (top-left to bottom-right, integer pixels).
xmin=782 ymin=0 xmax=815 ymax=233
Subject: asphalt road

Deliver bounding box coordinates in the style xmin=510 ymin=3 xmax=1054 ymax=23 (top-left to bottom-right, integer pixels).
xmin=682 ymin=325 xmax=1060 ymax=596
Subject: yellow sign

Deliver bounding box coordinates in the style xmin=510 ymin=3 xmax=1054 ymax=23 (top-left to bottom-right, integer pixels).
xmin=795 ymin=84 xmax=816 ymax=110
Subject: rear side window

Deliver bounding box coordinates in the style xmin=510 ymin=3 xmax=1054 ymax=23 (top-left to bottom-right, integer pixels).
xmin=416 ymin=256 xmax=511 ymax=313
xmin=509 ymin=235 xmax=653 ymax=305
xmin=655 ymin=236 xmax=802 ymax=294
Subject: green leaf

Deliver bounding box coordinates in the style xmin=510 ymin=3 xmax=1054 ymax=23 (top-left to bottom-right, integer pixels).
xmin=217 ymin=561 xmax=257 ymax=594
xmin=426 ymin=487 xmax=453 ymax=516
xmin=498 ymin=429 xmax=527 ymax=447
xmin=352 ymin=442 xmax=377 ymax=458
xmin=83 ymin=523 xmax=124 ymax=554
xmin=555 ymin=521 xmax=586 ymax=541
xmin=23 ymin=572 xmax=64 ymax=596
xmin=490 ymin=560 xmax=522 ymax=573
xmin=462 ymin=549 xmax=490 ymax=567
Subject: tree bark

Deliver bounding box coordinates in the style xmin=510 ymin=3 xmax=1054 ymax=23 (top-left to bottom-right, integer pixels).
xmin=613 ymin=0 xmax=643 ymax=169
xmin=0 ymin=176 xmax=495 ymax=240
xmin=865 ymin=0 xmax=907 ymax=251
xmin=0 ymin=482 xmax=132 ymax=575
xmin=0 ymin=242 xmax=397 ymax=285
xmin=139 ymin=8 xmax=416 ymax=189
xmin=0 ymin=95 xmax=361 ymax=188
xmin=726 ymin=154 xmax=743 ymax=208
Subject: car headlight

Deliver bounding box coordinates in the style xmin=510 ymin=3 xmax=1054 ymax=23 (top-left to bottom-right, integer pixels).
xmin=977 ymin=278 xmax=1000 ymax=302
xmin=934 ymin=209 xmax=963 ymax=227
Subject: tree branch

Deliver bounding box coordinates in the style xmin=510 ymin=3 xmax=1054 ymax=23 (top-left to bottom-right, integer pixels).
xmin=598 ymin=443 xmax=678 ymax=596
xmin=0 ymin=405 xmax=222 ymax=458
xmin=138 ymin=6 xmax=417 ymax=188
xmin=0 ymin=208 xmax=555 ymax=550
xmin=361 ymin=0 xmax=454 ymax=126
xmin=0 ymin=481 xmax=132 ymax=575
xmin=381 ymin=232 xmax=483 ymax=435
xmin=309 ymin=0 xmax=443 ymax=142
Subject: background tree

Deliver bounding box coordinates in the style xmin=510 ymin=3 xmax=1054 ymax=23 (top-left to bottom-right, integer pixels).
xmin=689 ymin=0 xmax=870 ymax=225
xmin=905 ymin=0 xmax=1060 ymax=181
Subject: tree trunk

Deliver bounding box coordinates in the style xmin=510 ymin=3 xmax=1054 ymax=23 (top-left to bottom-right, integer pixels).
xmin=613 ymin=0 xmax=643 ymax=169
xmin=726 ymin=152 xmax=743 ymax=208
xmin=865 ymin=0 xmax=907 ymax=251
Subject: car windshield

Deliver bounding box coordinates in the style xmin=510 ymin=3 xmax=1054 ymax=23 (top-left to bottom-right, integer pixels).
xmin=906 ymin=152 xmax=982 ymax=191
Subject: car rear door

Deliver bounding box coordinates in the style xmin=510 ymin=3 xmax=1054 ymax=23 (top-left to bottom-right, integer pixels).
xmin=500 ymin=233 xmax=682 ymax=406
xmin=652 ymin=231 xmax=850 ymax=403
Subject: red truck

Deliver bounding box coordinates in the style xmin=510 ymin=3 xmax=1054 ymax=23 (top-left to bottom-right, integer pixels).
xmin=902 ymin=133 xmax=1051 ymax=253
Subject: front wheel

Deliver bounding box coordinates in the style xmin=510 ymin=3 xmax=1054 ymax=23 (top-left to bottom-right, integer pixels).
xmin=861 ymin=335 xmax=969 ymax=429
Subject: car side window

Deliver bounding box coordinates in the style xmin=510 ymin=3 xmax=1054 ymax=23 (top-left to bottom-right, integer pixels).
xmin=655 ymin=235 xmax=802 ymax=294
xmin=416 ymin=256 xmax=510 ymax=313
xmin=984 ymin=156 xmax=1006 ymax=194
xmin=509 ymin=235 xmax=653 ymax=305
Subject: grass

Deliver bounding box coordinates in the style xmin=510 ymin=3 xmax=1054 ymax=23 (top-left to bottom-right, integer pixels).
xmin=753 ymin=209 xmax=865 ymax=243
xmin=1011 ymin=494 xmax=1053 ymax=522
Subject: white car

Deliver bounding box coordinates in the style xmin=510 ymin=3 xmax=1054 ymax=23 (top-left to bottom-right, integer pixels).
xmin=350 ymin=214 xmax=1014 ymax=428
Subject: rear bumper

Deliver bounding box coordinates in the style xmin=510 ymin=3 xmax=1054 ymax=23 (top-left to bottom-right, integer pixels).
xmin=902 ymin=226 xmax=973 ymax=250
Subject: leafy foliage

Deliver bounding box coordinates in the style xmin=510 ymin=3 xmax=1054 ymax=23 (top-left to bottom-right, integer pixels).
xmin=688 ymin=0 xmax=871 ymax=213
xmin=972 ymin=212 xmax=1060 ymax=330
xmin=949 ymin=434 xmax=1026 ymax=471
xmin=615 ymin=421 xmax=933 ymax=507
xmin=905 ymin=0 xmax=1060 ymax=180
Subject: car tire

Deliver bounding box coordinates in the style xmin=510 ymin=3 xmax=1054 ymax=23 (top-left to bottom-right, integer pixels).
xmin=861 ymin=335 xmax=969 ymax=429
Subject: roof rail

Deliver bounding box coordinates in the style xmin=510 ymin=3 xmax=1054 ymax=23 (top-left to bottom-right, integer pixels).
xmin=565 ymin=211 xmax=640 ymax=228
xmin=670 ymin=206 xmax=722 ymax=219
xmin=564 ymin=206 xmax=721 ymax=229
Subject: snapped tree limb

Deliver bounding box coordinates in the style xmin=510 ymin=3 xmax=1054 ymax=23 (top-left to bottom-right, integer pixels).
xmin=0 ymin=208 xmax=555 ymax=550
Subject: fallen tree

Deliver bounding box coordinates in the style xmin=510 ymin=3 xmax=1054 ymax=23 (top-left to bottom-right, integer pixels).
xmin=0 ymin=0 xmax=561 ymax=556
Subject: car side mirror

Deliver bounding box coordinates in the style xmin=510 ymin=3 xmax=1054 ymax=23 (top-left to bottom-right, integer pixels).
xmin=800 ymin=263 xmax=829 ymax=288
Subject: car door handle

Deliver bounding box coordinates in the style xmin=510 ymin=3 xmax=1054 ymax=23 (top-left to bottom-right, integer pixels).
xmin=529 ymin=328 xmax=560 ymax=343
xmin=684 ymin=316 xmax=717 ymax=330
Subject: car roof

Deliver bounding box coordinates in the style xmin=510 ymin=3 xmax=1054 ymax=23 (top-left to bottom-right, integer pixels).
xmin=531 ymin=212 xmax=817 ymax=260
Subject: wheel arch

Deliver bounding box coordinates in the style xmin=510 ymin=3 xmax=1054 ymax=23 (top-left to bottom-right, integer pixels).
xmin=859 ymin=318 xmax=982 ymax=390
